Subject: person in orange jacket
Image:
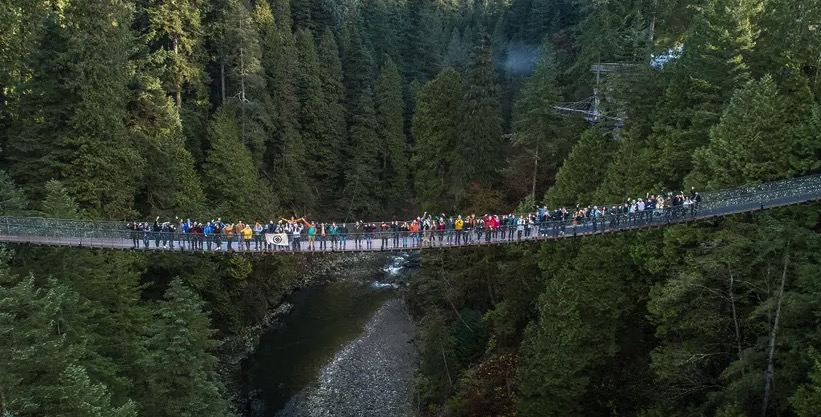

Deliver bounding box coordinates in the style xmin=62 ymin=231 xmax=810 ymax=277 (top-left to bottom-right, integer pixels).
xmin=225 ymin=223 xmax=234 ymax=251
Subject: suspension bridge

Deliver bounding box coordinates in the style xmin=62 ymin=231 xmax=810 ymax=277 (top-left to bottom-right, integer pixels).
xmin=0 ymin=174 xmax=819 ymax=254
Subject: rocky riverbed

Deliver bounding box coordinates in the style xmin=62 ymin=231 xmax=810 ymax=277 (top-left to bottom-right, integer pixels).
xmin=275 ymin=298 xmax=418 ymax=417
xmin=217 ymin=252 xmax=391 ymax=414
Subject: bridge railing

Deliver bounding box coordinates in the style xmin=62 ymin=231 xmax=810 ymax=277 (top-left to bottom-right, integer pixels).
xmin=0 ymin=173 xmax=819 ymax=251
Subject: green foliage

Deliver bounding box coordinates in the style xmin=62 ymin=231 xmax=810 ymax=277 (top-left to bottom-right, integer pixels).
xmin=138 ymin=278 xmax=231 ymax=417
xmin=202 ymin=106 xmax=265 ymax=219
xmin=0 ymin=170 xmax=28 ymax=215
xmin=60 ymin=0 xmax=143 ymax=218
xmin=690 ymin=76 xmax=820 ymax=189
xmin=375 ymin=58 xmax=409 ymax=209
xmin=454 ymin=34 xmax=503 ymax=206
xmin=545 ymin=128 xmax=617 ymax=207
xmin=40 ymin=179 xmax=80 ymax=218
xmin=411 ymin=68 xmax=463 ymax=212
xmin=512 ymin=39 xmax=573 ymax=196
xmin=791 ymin=359 xmax=821 ymax=417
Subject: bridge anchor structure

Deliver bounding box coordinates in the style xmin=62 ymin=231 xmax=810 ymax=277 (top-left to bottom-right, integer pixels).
xmin=0 ymin=174 xmax=819 ymax=254
xmin=551 ymin=63 xmax=641 ymax=129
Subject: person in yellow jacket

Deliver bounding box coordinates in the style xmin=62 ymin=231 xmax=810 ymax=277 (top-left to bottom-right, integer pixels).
xmin=225 ymin=223 xmax=234 ymax=251
xmin=242 ymin=224 xmax=253 ymax=251
xmin=454 ymin=215 xmax=465 ymax=245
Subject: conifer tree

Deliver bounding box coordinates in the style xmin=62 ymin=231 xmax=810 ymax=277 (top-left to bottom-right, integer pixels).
xmin=375 ymin=58 xmax=409 ymax=208
xmin=689 ymin=76 xmax=818 ymax=189
xmin=129 ymin=74 xmax=206 ymax=217
xmin=0 ymin=170 xmax=28 ymax=215
xmin=512 ymin=40 xmax=567 ymax=198
xmin=403 ymin=0 xmax=444 ymax=82
xmin=0 ymin=270 xmax=98 ymax=416
xmin=138 ymin=278 xmax=231 ymax=417
xmin=41 ymin=179 xmax=81 ymax=218
xmin=202 ymin=106 xmax=263 ymax=218
xmin=142 ymin=0 xmax=207 ymax=109
xmin=411 ymin=68 xmax=463 ymax=211
xmin=59 ymin=365 xmax=138 ymax=417
xmin=254 ymin=3 xmax=313 ymax=212
xmin=651 ymin=0 xmax=758 ymax=188
xmin=342 ymin=26 xmax=382 ymax=216
xmin=60 ymin=0 xmax=143 ymax=218
xmin=791 ymin=359 xmax=821 ymax=417
xmin=454 ymin=33 xmax=503 ymax=204
xmin=9 ymin=11 xmax=74 ymax=202
xmin=316 ymin=28 xmax=348 ymax=209
xmin=295 ymin=28 xmax=336 ymax=199
xmin=545 ymin=129 xmax=617 ymax=207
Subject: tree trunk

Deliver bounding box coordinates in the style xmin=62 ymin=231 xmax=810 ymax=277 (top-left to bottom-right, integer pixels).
xmin=648 ymin=0 xmax=657 ymax=44
xmin=240 ymin=47 xmax=246 ymax=145
xmin=729 ymin=270 xmax=743 ymax=363
xmin=441 ymin=343 xmax=453 ymax=388
xmin=173 ymin=34 xmax=182 ymax=109
xmin=531 ymin=147 xmax=538 ymax=199
xmin=220 ymin=59 xmax=226 ymax=105
xmin=761 ymin=244 xmax=790 ymax=417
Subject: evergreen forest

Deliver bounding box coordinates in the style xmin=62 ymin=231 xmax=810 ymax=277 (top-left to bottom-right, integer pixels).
xmin=2 ymin=0 xmax=821 ymax=416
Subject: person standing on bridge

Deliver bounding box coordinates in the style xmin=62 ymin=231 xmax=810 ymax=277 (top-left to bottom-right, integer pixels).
xmin=318 ymin=222 xmax=327 ymax=251
xmin=292 ymin=221 xmax=303 ymax=251
xmin=392 ymin=221 xmax=400 ymax=248
xmin=339 ymin=223 xmax=349 ymax=250
xmin=328 ymin=222 xmax=339 ymax=250
xmin=365 ymin=222 xmax=376 ymax=250
xmin=352 ymin=221 xmax=362 ymax=250
xmin=254 ymin=222 xmax=264 ymax=250
xmin=303 ymin=219 xmax=316 ymax=251
xmin=226 ymin=222 xmax=236 ymax=251
xmin=243 ymin=223 xmax=253 ymax=251
xmin=409 ymin=220 xmax=419 ymax=247
xmin=380 ymin=221 xmax=390 ymax=250
xmin=204 ymin=221 xmax=213 ymax=251
xmin=454 ymin=216 xmax=464 ymax=245
xmin=400 ymin=221 xmax=410 ymax=247
xmin=213 ymin=220 xmax=222 ymax=250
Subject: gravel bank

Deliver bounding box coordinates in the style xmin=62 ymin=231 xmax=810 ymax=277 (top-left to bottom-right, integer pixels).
xmin=276 ymin=298 xmax=419 ymax=417
xmin=218 ymin=253 xmax=389 ymax=414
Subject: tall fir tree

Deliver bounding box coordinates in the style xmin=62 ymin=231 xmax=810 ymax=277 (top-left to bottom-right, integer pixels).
xmin=689 ymin=76 xmax=820 ymax=189
xmin=295 ymin=28 xmax=335 ymax=205
xmin=40 ymin=179 xmax=81 ymax=218
xmin=0 ymin=265 xmax=115 ymax=416
xmin=61 ymin=0 xmax=143 ymax=218
xmin=202 ymin=106 xmax=264 ymax=218
xmin=142 ymin=0 xmax=207 ymax=109
xmin=512 ymin=40 xmax=569 ymax=199
xmin=316 ymin=28 xmax=348 ymax=212
xmin=138 ymin=278 xmax=231 ymax=417
xmin=254 ymin=1 xmax=313 ymax=212
xmin=129 ymin=74 xmax=206 ymax=217
xmin=650 ymin=0 xmax=758 ymax=188
xmin=411 ymin=68 xmax=463 ymax=211
xmin=10 ymin=11 xmax=75 ymax=203
xmin=454 ymin=32 xmax=504 ymax=206
xmin=545 ymin=129 xmax=618 ymax=207
xmin=374 ymin=58 xmax=409 ymax=209
xmin=342 ymin=25 xmax=382 ymax=217
xmin=0 ymin=170 xmax=28 ymax=215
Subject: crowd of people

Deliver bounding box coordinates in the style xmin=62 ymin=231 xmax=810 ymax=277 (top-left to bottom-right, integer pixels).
xmin=125 ymin=189 xmax=702 ymax=252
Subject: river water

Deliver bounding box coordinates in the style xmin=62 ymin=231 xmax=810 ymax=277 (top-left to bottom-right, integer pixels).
xmin=244 ymin=254 xmax=418 ymax=417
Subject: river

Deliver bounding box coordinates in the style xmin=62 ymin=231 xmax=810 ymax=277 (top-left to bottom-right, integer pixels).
xmin=243 ymin=254 xmax=419 ymax=417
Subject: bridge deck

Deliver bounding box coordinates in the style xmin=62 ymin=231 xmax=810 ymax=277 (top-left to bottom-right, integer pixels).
xmin=0 ymin=173 xmax=819 ymax=254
